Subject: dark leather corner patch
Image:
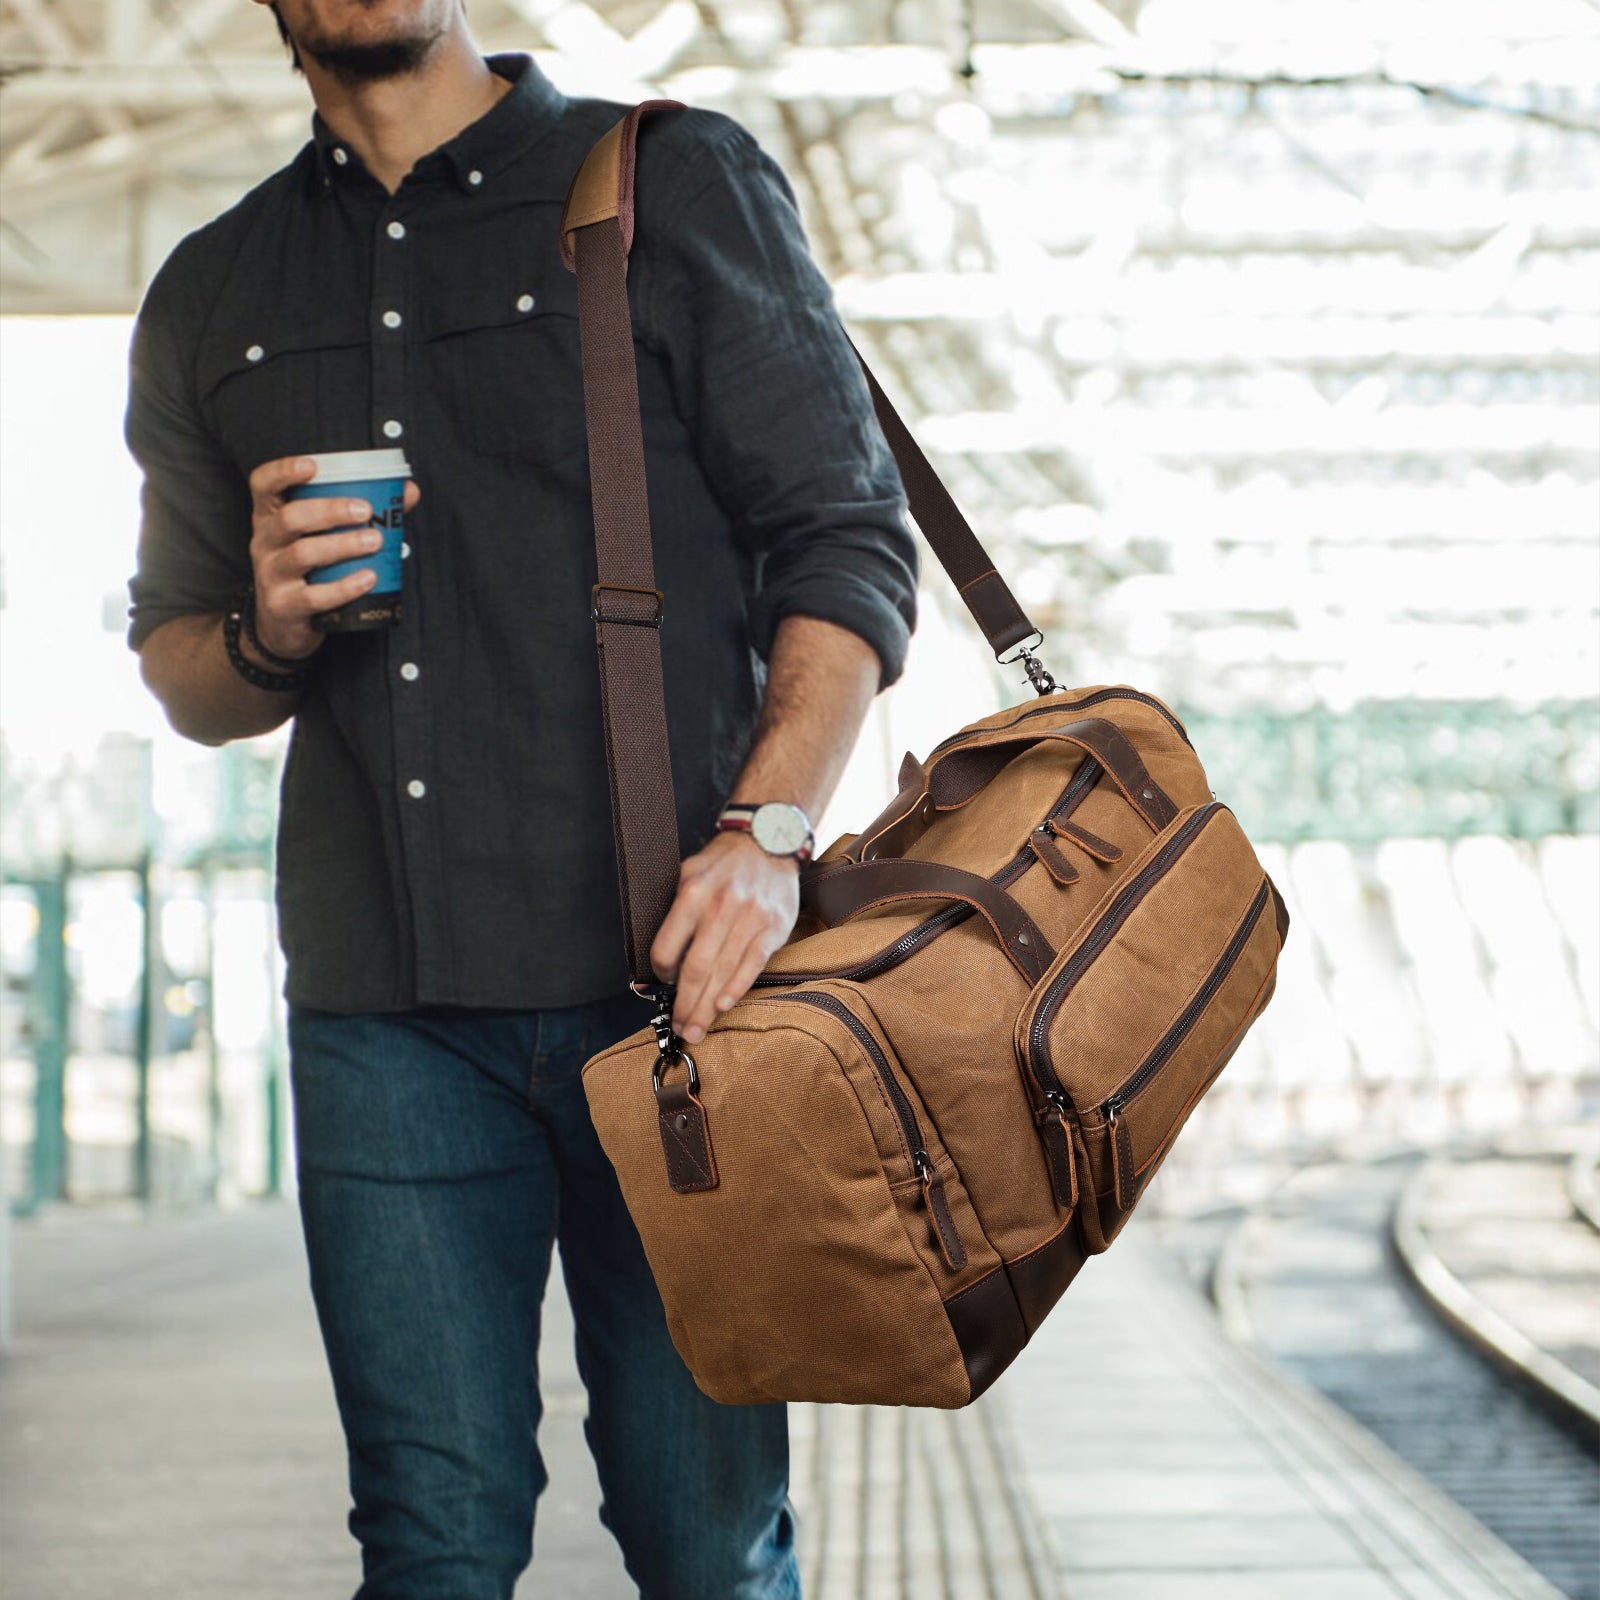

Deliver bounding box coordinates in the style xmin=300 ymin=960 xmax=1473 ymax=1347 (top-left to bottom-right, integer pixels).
xmin=1008 ymin=1224 xmax=1090 ymax=1336
xmin=944 ymin=1266 xmax=1029 ymax=1404
xmin=656 ymin=1082 xmax=718 ymax=1193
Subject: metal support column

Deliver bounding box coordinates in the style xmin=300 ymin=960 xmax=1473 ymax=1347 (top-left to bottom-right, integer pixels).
xmin=26 ymin=861 xmax=71 ymax=1210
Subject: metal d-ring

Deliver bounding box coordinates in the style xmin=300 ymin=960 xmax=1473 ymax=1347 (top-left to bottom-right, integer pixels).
xmin=997 ymin=630 xmax=1058 ymax=697
xmin=651 ymin=1045 xmax=699 ymax=1096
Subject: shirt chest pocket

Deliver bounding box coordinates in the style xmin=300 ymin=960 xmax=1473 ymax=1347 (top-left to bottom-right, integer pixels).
xmin=414 ymin=275 xmax=588 ymax=468
xmin=197 ymin=314 xmax=372 ymax=475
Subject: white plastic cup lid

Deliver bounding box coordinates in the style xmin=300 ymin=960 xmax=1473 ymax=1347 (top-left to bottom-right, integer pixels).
xmin=302 ymin=448 xmax=412 ymax=483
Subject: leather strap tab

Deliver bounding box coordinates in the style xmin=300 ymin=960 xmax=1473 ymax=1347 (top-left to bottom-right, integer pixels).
xmin=1110 ymin=1111 xmax=1136 ymax=1211
xmin=1054 ymin=818 xmax=1122 ymax=862
xmin=803 ymin=857 xmax=1054 ymax=985
xmin=1030 ymin=826 xmax=1081 ymax=886
xmin=1038 ymin=1109 xmax=1078 ymax=1211
xmin=921 ymin=1167 xmax=969 ymax=1270
xmin=656 ymin=1079 xmax=719 ymax=1193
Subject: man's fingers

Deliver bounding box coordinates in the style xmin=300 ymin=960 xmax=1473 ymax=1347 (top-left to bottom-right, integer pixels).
xmin=678 ymin=904 xmax=773 ymax=1043
xmin=714 ymin=935 xmax=781 ymax=1017
xmin=249 ymin=454 xmax=317 ymax=509
xmin=649 ymin=871 xmax=711 ymax=983
xmin=260 ymin=564 xmax=378 ymax=624
xmin=277 ymin=494 xmax=375 ymax=540
xmin=278 ymin=526 xmax=383 ymax=577
xmin=671 ymin=907 xmax=739 ymax=1044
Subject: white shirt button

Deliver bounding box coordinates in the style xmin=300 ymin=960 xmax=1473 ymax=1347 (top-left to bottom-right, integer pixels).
xmin=245 ymin=344 xmax=264 ymax=362
xmin=382 ymin=310 xmax=402 ymax=329
xmin=382 ymin=419 xmax=403 ymax=439
xmin=386 ymin=220 xmax=406 ymax=240
xmin=399 ymin=662 xmax=420 ymax=682
xmin=332 ymin=147 xmax=349 ymax=166
xmin=401 ymin=541 xmax=411 ymax=559
xmin=406 ymin=779 xmax=426 ymax=799
xmin=516 ymin=294 xmax=535 ymax=313
xmin=467 ymin=169 xmax=484 ymax=187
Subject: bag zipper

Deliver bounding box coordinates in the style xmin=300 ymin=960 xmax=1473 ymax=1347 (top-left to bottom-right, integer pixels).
xmin=1025 ymin=802 xmax=1224 ymax=1108
xmin=926 ymin=687 xmax=1192 ymax=760
xmin=1101 ymin=876 xmax=1269 ymax=1209
xmin=1102 ymin=877 xmax=1271 ymax=1124
xmin=752 ymin=756 xmax=1103 ymax=991
xmin=765 ymin=990 xmax=968 ymax=1271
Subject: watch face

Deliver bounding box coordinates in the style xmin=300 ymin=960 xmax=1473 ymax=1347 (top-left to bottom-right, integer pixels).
xmin=751 ymin=802 xmax=811 ymax=857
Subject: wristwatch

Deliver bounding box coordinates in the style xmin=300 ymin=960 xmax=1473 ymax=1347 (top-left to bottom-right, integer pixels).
xmin=715 ymin=801 xmax=816 ymax=864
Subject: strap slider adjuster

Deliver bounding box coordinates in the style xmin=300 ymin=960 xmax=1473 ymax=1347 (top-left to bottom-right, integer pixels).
xmin=591 ymin=583 xmax=664 ymax=628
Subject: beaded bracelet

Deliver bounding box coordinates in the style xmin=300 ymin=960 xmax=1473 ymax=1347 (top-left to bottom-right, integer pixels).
xmin=223 ymin=603 xmax=315 ymax=693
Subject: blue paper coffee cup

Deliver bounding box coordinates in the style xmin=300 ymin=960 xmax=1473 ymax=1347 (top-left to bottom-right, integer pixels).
xmin=287 ymin=448 xmax=412 ymax=632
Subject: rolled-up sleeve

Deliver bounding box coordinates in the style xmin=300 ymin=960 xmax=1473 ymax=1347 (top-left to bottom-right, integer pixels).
xmin=644 ymin=122 xmax=919 ymax=688
xmin=123 ymin=250 xmax=253 ymax=653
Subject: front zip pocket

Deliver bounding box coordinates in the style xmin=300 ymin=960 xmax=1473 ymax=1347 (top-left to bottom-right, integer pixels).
xmin=766 ymin=989 xmax=969 ymax=1272
xmin=1015 ymin=802 xmax=1283 ymax=1250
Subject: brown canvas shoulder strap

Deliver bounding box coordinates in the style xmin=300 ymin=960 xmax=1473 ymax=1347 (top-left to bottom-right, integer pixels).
xmin=559 ymin=101 xmax=1041 ymax=986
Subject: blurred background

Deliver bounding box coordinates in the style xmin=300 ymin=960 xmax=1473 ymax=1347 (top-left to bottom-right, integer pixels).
xmin=0 ymin=2 xmax=1596 ymax=1597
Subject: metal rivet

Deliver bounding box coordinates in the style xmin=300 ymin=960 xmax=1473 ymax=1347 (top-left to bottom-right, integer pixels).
xmin=1017 ymin=931 xmax=1030 ymax=945
xmin=673 ymin=1112 xmax=689 ymax=1132
xmin=1141 ymin=788 xmax=1155 ymax=800
xmin=921 ymin=802 xmax=934 ymax=821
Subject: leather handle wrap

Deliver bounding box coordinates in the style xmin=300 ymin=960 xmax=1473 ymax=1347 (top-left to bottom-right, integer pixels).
xmin=801 ymin=858 xmax=1054 ymax=985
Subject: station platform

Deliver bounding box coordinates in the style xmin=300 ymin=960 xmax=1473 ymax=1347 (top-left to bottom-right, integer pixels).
xmin=0 ymin=1201 xmax=1567 ymax=1600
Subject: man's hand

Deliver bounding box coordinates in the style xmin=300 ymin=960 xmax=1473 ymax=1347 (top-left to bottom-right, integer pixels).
xmin=248 ymin=455 xmax=423 ymax=661
xmin=650 ymin=830 xmax=800 ymax=1044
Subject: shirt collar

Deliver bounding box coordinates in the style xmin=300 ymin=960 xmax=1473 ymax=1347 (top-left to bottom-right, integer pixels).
xmin=309 ymin=52 xmax=566 ymax=196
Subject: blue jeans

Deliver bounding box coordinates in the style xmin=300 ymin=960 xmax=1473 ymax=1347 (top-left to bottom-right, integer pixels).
xmin=287 ymin=993 xmax=800 ymax=1600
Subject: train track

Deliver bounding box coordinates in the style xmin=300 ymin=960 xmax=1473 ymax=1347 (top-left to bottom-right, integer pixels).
xmin=1209 ymin=1149 xmax=1600 ymax=1600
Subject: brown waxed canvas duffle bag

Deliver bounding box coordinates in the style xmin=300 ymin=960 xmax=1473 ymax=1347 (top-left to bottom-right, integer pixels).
xmin=560 ymin=103 xmax=1291 ymax=1409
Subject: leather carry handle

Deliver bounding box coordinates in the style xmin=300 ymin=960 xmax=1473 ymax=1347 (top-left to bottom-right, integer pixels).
xmin=841 ymin=715 xmax=1178 ymax=869
xmin=928 ymin=717 xmax=1179 ymax=833
xmin=559 ymin=103 xmax=1044 ymax=985
xmin=801 ymin=858 xmax=1055 ymax=985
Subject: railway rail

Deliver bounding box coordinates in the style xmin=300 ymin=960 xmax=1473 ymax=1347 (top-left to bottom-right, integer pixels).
xmin=1211 ymin=1148 xmax=1600 ymax=1600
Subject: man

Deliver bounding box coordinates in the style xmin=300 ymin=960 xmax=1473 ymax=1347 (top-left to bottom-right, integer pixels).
xmin=124 ymin=2 xmax=918 ymax=1595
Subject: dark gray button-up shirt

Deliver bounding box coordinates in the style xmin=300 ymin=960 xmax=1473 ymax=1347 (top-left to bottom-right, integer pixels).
xmin=124 ymin=52 xmax=918 ymax=1012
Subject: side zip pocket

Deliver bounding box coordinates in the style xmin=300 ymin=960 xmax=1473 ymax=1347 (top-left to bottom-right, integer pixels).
xmin=768 ymin=990 xmax=968 ymax=1272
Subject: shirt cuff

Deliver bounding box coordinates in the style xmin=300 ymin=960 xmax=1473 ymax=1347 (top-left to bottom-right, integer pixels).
xmin=747 ymin=563 xmax=917 ymax=691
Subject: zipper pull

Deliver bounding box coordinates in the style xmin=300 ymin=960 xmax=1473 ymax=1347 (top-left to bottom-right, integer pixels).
xmin=1105 ymin=1095 xmax=1136 ymax=1210
xmin=1030 ymin=820 xmax=1081 ymax=886
xmin=1038 ymin=1091 xmax=1079 ymax=1210
xmin=915 ymin=1150 xmax=968 ymax=1271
